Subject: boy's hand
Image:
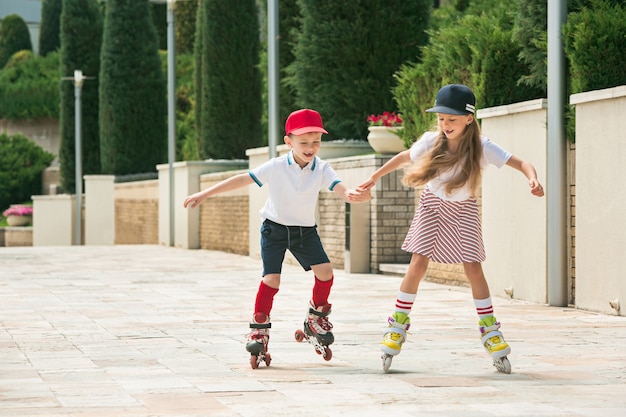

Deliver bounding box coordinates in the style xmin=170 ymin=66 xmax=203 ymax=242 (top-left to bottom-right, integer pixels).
xmin=183 ymin=192 xmax=206 ymax=208
xmin=347 ymin=188 xmax=371 ymax=202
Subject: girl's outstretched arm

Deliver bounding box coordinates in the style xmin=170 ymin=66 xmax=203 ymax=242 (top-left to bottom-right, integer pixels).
xmin=506 ymin=155 xmax=544 ymax=197
xmin=183 ymin=173 xmax=255 ymax=208
xmin=358 ymin=149 xmax=412 ymax=191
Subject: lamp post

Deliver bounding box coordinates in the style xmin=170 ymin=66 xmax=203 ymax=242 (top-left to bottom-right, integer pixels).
xmin=151 ymin=0 xmax=177 ymax=246
xmin=166 ymin=0 xmax=176 ymax=247
xmin=61 ymin=70 xmax=93 ymax=245
xmin=267 ymin=0 xmax=279 ymax=158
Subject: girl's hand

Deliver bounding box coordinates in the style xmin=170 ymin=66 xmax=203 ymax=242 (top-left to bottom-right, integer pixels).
xmin=530 ymin=179 xmax=544 ymax=197
xmin=358 ymin=178 xmax=376 ymax=191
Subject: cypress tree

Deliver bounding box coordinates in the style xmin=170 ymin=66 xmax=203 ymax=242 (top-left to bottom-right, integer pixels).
xmin=0 ymin=14 xmax=33 ymax=68
xmin=197 ymin=0 xmax=262 ymax=159
xmin=39 ymin=0 xmax=62 ymax=56
xmin=59 ymin=0 xmax=103 ymax=193
xmin=99 ymin=0 xmax=167 ymax=175
xmin=291 ymin=0 xmax=431 ymax=140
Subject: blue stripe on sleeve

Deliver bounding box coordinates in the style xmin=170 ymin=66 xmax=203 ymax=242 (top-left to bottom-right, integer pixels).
xmin=249 ymin=172 xmax=263 ymax=187
xmin=329 ymin=179 xmax=342 ymax=191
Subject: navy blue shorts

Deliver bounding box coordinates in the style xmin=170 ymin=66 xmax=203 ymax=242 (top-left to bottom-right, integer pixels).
xmin=260 ymin=219 xmax=330 ymax=276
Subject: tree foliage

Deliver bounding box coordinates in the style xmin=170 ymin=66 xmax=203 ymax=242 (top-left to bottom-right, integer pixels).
xmin=99 ymin=0 xmax=167 ymax=175
xmin=290 ymin=0 xmax=432 ymax=140
xmin=39 ymin=0 xmax=62 ymax=56
xmin=196 ymin=0 xmax=262 ymax=159
xmin=59 ymin=0 xmax=103 ymax=193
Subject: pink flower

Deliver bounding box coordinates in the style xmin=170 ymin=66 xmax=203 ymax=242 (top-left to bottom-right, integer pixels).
xmin=367 ymin=111 xmax=403 ymax=127
xmin=3 ymin=205 xmax=33 ymax=217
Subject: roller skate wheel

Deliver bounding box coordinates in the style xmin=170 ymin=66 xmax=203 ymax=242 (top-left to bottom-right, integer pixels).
xmin=250 ymin=354 xmax=259 ymax=369
xmin=382 ymin=354 xmax=393 ymax=373
xmin=322 ymin=347 xmax=332 ymax=361
xmin=264 ymin=352 xmax=272 ymax=367
xmin=294 ymin=329 xmax=305 ymax=343
xmin=493 ymin=356 xmax=511 ymax=374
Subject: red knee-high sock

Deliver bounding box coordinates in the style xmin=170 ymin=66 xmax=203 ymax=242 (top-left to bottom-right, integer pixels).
xmin=254 ymin=280 xmax=279 ymax=316
xmin=312 ymin=276 xmax=333 ymax=307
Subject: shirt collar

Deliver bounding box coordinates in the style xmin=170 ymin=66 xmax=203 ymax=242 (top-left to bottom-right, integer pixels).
xmin=287 ymin=150 xmax=316 ymax=171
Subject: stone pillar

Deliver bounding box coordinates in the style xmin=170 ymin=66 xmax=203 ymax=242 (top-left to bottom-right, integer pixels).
xmin=84 ymin=175 xmax=115 ymax=245
xmin=32 ymin=195 xmax=76 ymax=246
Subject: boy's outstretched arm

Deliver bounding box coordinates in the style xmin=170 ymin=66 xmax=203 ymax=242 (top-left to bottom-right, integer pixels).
xmin=505 ymin=155 xmax=544 ymax=197
xmin=183 ymin=173 xmax=254 ymax=208
xmin=358 ymin=149 xmax=412 ymax=191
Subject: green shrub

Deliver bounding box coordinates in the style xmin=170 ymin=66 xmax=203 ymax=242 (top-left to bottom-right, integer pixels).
xmin=0 ymin=133 xmax=55 ymax=212
xmin=0 ymin=50 xmax=60 ymax=120
xmin=393 ymin=2 xmax=543 ymax=145
xmin=0 ymin=14 xmax=32 ymax=68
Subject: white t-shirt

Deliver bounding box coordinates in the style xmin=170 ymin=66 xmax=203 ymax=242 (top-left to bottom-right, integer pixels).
xmin=409 ymin=131 xmax=512 ymax=201
xmin=249 ymin=151 xmax=342 ymax=226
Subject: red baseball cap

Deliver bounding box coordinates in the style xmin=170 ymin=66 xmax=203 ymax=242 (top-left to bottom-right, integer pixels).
xmin=285 ymin=109 xmax=328 ymax=136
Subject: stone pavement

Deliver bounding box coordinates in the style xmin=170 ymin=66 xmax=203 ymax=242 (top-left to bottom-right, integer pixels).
xmin=0 ymin=245 xmax=625 ymax=417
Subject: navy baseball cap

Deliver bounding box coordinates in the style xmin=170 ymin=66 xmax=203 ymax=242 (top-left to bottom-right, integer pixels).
xmin=426 ymin=84 xmax=476 ymax=115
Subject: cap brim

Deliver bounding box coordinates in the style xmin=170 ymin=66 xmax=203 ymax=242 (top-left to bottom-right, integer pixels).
xmin=425 ymin=106 xmax=470 ymax=115
xmin=288 ymin=126 xmax=328 ymax=136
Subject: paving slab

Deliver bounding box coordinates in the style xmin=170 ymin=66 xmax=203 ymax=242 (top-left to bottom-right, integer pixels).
xmin=0 ymin=245 xmax=625 ymax=416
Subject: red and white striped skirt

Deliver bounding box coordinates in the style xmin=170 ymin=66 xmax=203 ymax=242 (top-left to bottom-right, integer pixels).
xmin=401 ymin=189 xmax=485 ymax=264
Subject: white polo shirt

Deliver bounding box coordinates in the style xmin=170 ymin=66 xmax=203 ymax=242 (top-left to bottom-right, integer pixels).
xmin=249 ymin=151 xmax=342 ymax=226
xmin=409 ymin=131 xmax=512 ymax=201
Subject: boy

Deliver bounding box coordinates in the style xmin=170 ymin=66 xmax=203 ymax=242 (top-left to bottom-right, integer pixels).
xmin=183 ymin=109 xmax=371 ymax=368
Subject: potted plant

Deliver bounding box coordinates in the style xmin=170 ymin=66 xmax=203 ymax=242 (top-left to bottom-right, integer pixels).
xmin=366 ymin=112 xmax=406 ymax=154
xmin=3 ymin=204 xmax=33 ymax=227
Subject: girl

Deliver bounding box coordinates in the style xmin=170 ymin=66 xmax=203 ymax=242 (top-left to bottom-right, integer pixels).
xmin=358 ymin=84 xmax=544 ymax=373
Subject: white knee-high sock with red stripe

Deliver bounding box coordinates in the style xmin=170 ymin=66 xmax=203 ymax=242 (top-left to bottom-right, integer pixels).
xmin=474 ymin=297 xmax=494 ymax=319
xmin=395 ymin=291 xmax=416 ymax=315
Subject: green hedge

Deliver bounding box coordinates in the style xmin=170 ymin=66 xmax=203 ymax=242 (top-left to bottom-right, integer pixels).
xmin=0 ymin=50 xmax=60 ymax=120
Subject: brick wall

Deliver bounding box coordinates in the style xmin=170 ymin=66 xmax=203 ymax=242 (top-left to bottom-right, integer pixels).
xmin=199 ymin=171 xmax=249 ymax=255
xmin=114 ymin=180 xmax=159 ymax=244
xmin=115 ymin=199 xmax=159 ymax=244
xmin=318 ymin=190 xmax=346 ymax=268
xmin=369 ymin=157 xmax=413 ymax=270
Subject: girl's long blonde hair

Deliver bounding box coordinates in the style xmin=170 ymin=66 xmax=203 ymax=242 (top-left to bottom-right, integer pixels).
xmin=403 ymin=120 xmax=483 ymax=196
